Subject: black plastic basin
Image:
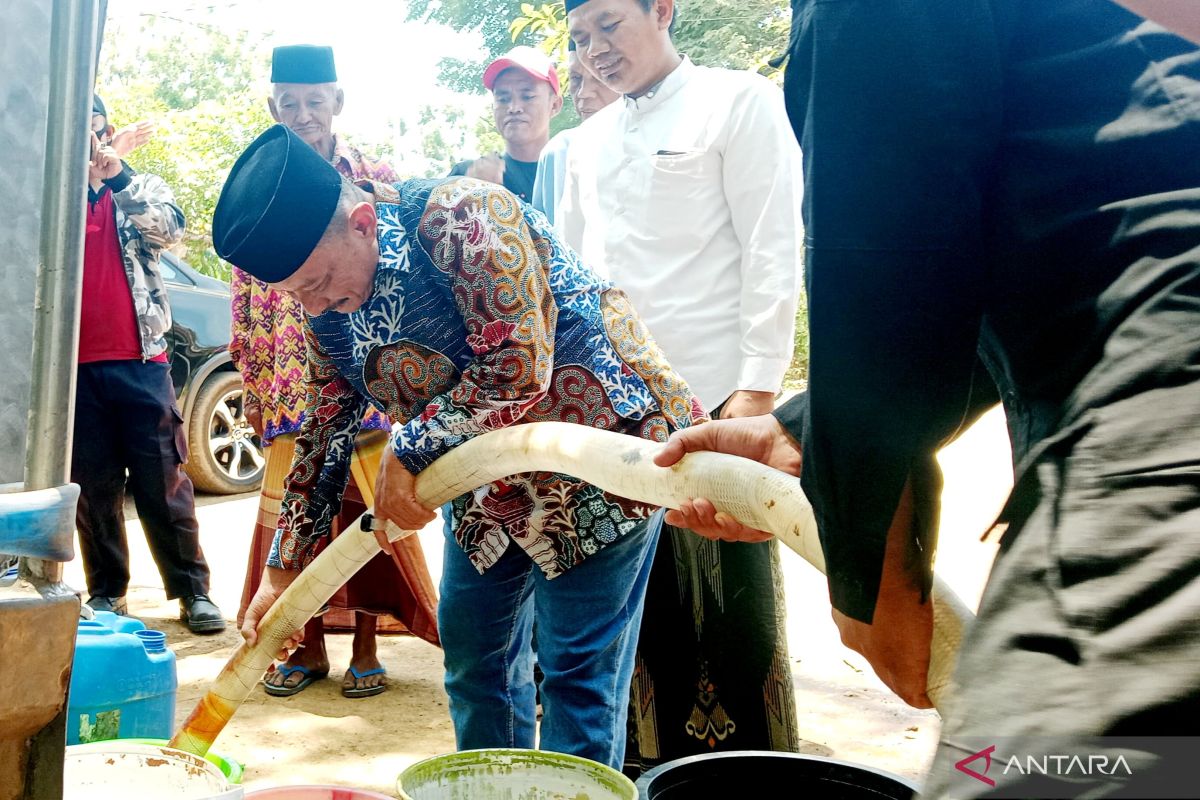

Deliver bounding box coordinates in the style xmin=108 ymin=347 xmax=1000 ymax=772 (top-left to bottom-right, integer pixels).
xmin=636 ymin=751 xmax=920 ymax=799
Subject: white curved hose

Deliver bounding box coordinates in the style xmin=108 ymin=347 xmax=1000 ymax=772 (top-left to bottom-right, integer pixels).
xmin=171 ymin=422 xmax=970 ymax=755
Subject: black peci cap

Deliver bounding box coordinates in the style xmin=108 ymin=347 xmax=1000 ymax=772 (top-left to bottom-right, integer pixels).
xmin=271 ymin=45 xmax=337 ymax=84
xmin=212 ymin=124 xmax=343 ymax=283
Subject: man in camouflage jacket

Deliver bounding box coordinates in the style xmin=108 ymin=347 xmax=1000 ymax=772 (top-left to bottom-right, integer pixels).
xmin=73 ymin=94 xmax=224 ymax=634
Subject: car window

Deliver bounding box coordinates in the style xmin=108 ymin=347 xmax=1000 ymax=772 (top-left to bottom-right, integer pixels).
xmin=160 ymin=256 xmax=188 ymax=286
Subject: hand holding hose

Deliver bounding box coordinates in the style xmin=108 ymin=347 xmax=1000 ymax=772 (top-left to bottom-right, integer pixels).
xmin=372 ymin=446 xmax=436 ymax=555
xmin=655 ymin=413 xmax=800 ymax=542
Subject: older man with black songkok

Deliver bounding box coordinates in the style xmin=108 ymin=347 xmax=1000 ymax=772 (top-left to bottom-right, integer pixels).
xmin=221 ymin=124 xmax=706 ymax=769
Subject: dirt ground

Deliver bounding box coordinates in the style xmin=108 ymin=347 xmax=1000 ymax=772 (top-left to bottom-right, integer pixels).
xmin=60 ymin=406 xmax=1012 ymax=796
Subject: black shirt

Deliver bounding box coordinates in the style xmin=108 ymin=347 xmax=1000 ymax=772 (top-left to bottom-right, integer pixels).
xmin=780 ymin=0 xmax=1200 ymax=622
xmin=449 ymin=153 xmax=539 ymax=203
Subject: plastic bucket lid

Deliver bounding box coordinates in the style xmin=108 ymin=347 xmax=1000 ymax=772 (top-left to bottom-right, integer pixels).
xmin=65 ymin=741 xmax=244 ymax=800
xmin=636 ymin=751 xmax=919 ymax=800
xmin=397 ymin=748 xmax=637 ymax=800
xmin=244 ymin=787 xmax=396 ymax=799
xmin=123 ymin=737 xmax=245 ymax=784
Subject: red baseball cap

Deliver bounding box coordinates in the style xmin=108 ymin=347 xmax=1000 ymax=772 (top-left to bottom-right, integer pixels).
xmin=483 ymin=46 xmax=560 ymax=95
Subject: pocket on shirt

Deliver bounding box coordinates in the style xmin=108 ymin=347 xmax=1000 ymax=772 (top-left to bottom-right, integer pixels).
xmin=648 ymin=149 xmax=712 ymax=178
xmin=645 ymin=150 xmax=720 ymax=231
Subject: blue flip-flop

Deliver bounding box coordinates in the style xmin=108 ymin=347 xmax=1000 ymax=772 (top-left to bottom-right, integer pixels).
xmin=263 ymin=664 xmax=328 ymax=697
xmin=342 ymin=665 xmax=387 ymax=698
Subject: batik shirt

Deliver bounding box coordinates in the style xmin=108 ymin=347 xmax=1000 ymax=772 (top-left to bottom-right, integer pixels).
xmin=269 ymin=178 xmax=705 ymax=577
xmin=229 ymin=136 xmax=396 ymax=443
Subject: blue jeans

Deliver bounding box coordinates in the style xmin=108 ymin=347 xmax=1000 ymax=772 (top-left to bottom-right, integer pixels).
xmin=438 ymin=509 xmax=662 ymax=770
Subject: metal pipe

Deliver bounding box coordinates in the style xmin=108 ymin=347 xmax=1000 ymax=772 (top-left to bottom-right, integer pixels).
xmin=24 ymin=0 xmax=98 ymax=492
xmin=21 ymin=0 xmax=100 ymax=592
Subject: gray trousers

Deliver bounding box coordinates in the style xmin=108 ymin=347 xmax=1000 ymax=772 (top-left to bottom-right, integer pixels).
xmin=924 ymin=381 xmax=1200 ymax=798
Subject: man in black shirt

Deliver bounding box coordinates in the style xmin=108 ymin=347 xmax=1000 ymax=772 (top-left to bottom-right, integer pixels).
xmin=449 ymin=46 xmax=562 ymax=203
xmin=656 ymin=1 xmax=1200 ymax=796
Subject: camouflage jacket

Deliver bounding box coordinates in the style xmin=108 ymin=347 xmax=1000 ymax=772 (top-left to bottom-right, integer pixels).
xmin=100 ymin=167 xmax=186 ymax=359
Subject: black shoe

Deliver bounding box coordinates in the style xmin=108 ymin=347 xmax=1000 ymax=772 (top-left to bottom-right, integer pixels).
xmin=86 ymin=595 xmax=128 ymax=616
xmin=180 ymin=595 xmax=226 ymax=634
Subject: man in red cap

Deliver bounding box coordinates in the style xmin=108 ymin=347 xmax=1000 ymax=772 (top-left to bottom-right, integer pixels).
xmin=450 ymin=46 xmax=562 ymax=203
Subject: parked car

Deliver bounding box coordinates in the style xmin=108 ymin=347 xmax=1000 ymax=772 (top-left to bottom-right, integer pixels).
xmin=160 ymin=252 xmax=264 ymax=495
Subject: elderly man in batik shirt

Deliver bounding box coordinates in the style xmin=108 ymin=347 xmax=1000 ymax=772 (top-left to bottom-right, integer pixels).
xmin=220 ymin=124 xmax=705 ymax=770
xmin=230 ymin=45 xmax=439 ymax=701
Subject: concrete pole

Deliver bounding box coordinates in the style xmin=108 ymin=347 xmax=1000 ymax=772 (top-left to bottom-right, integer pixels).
xmin=20 ymin=0 xmax=100 ymax=588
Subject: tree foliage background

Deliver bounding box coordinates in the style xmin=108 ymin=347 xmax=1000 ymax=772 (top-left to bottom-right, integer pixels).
xmin=408 ymin=0 xmax=792 ymax=93
xmin=97 ymin=17 xmax=274 ymax=280
xmin=95 ymin=14 xmax=504 ymax=280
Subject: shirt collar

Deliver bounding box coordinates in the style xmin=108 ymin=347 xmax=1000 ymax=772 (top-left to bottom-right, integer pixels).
xmin=624 ymin=56 xmax=694 ymax=113
xmin=330 ymin=134 xmax=360 ymax=173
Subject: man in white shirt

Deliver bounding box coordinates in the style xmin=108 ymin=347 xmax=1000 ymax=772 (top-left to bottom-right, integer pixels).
xmin=560 ymin=0 xmax=802 ymax=420
xmin=561 ymin=0 xmax=805 ymax=774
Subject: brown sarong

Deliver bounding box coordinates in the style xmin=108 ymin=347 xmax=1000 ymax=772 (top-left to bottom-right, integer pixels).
xmin=237 ymin=430 xmax=440 ymax=646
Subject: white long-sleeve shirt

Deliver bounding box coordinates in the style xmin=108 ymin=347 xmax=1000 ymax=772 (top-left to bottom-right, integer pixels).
xmin=559 ymin=57 xmax=803 ymax=412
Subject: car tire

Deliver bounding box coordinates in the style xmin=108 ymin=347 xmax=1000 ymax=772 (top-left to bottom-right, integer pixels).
xmin=183 ymin=370 xmax=265 ymax=495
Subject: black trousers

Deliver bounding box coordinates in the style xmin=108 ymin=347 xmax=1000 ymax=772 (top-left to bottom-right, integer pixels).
xmin=71 ymin=360 xmax=210 ymax=600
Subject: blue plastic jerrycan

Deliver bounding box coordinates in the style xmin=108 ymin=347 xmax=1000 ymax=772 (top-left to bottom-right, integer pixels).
xmin=66 ymin=611 xmax=178 ymax=744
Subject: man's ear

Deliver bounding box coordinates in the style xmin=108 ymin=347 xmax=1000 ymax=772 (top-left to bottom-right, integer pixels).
xmin=347 ymin=200 xmax=377 ymax=239
xmin=655 ymin=0 xmax=675 ymax=30
xmin=550 ymin=91 xmax=564 ymax=118
xmin=267 ymin=95 xmax=282 ymax=123
xmin=333 ymin=88 xmax=345 ymax=116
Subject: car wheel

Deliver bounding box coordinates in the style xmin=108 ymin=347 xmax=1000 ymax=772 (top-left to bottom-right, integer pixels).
xmin=184 ymin=371 xmax=265 ymax=494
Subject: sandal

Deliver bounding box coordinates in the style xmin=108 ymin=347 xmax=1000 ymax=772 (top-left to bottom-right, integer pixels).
xmin=263 ymin=664 xmax=328 ymax=697
xmin=342 ymin=665 xmax=387 ymax=699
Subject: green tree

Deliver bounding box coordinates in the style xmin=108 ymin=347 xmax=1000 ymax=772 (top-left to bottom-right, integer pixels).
xmin=510 ymin=2 xmax=572 ymax=62
xmin=408 ymin=0 xmax=535 ymax=95
xmin=674 ymin=0 xmax=791 ymax=79
xmin=102 ymin=16 xmax=267 ymax=112
xmin=412 ymin=0 xmax=792 ymax=94
xmin=96 ymin=16 xmax=274 ymax=281
xmin=420 ymin=103 xmax=472 ymax=174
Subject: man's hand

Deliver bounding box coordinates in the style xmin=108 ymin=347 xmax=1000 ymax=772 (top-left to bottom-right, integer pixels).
xmin=465 ymin=152 xmax=506 ymax=186
xmin=654 ymin=413 xmax=801 ymax=541
xmin=373 ymin=446 xmax=436 ymax=555
xmin=88 ymin=133 xmax=123 ymax=185
xmin=721 ymin=389 xmax=776 ymax=419
xmin=832 ymin=485 xmax=934 ymax=708
xmin=238 ymin=566 xmax=303 ymax=659
xmin=110 ymin=120 xmax=155 ymax=158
